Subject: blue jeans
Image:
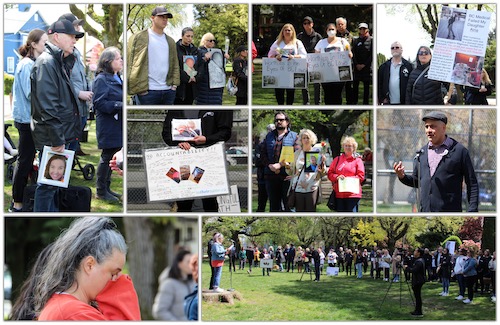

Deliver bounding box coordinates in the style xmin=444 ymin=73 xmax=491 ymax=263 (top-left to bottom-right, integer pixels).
xmin=336 ymin=198 xmax=360 ymax=212
xmin=457 ymin=274 xmax=465 ymax=296
xmin=34 ymin=184 xmax=59 ymax=212
xmin=135 ymin=89 xmax=176 ymax=105
xmin=442 ymin=277 xmax=450 ymax=293
xmin=356 ymin=263 xmax=363 ymax=278
xmin=213 ymin=266 xmax=222 ymax=288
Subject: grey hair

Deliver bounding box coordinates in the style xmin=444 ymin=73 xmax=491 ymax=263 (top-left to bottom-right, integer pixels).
xmin=298 ymin=128 xmax=318 ymax=147
xmin=336 ymin=17 xmax=347 ymax=25
xmin=33 ymin=217 xmax=127 ymax=312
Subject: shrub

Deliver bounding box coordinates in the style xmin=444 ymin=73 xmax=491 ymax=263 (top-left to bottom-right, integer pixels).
xmin=4 ymin=72 xmax=14 ymax=95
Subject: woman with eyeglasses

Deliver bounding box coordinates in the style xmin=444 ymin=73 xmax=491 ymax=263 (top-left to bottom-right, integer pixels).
xmin=405 ymin=46 xmax=444 ymax=105
xmin=195 ymin=33 xmax=230 ymax=105
xmin=327 ymin=136 xmax=365 ymax=212
xmin=314 ymin=23 xmax=353 ymax=105
xmin=268 ymin=23 xmax=307 ymax=105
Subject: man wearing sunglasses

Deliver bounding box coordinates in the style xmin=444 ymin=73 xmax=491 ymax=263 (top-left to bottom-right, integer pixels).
xmin=127 ymin=6 xmax=180 ymax=105
xmin=297 ymin=16 xmax=322 ymax=105
xmin=352 ymin=23 xmax=373 ymax=105
xmin=260 ymin=111 xmax=299 ymax=212
xmin=377 ymin=41 xmax=413 ymax=104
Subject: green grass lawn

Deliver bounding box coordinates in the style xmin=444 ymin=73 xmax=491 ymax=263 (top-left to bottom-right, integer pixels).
xmin=201 ymin=261 xmax=495 ymax=321
xmin=252 ymin=62 xmax=373 ymax=106
xmin=4 ymin=120 xmax=123 ymax=213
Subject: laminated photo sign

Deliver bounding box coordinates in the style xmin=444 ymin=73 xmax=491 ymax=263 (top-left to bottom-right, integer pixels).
xmin=208 ymin=48 xmax=226 ymax=88
xmin=262 ymin=57 xmax=308 ymax=89
xmin=37 ymin=146 xmax=75 ymax=188
xmin=144 ymin=142 xmax=230 ymax=202
xmin=307 ymin=51 xmax=353 ymax=83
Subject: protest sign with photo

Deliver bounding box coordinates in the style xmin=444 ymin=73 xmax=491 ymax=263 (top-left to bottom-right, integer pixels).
xmin=37 ymin=146 xmax=74 ymax=188
xmin=262 ymin=58 xmax=308 ymax=89
xmin=144 ymin=142 xmax=230 ymax=202
xmin=307 ymin=51 xmax=353 ymax=83
xmin=429 ymin=6 xmax=491 ymax=87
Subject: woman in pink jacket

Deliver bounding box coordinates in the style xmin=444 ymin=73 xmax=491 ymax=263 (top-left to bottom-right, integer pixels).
xmin=327 ymin=136 xmax=365 ymax=212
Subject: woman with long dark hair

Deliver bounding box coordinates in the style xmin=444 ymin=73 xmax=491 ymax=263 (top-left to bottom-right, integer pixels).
xmin=10 ymin=29 xmax=48 ymax=212
xmin=152 ymin=249 xmax=194 ymax=320
xmin=92 ymin=47 xmax=123 ymax=202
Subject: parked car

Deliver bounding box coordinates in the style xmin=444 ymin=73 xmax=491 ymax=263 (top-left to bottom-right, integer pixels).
xmin=226 ymin=147 xmax=248 ymax=166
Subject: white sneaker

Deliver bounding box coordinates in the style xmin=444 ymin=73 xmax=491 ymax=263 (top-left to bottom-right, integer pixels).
xmin=491 ymin=296 xmax=496 ymax=302
xmin=443 ymin=292 xmax=449 ymax=296
xmin=439 ymin=291 xmax=445 ymax=296
xmin=213 ymin=288 xmax=224 ymax=293
xmin=9 ymin=149 xmax=18 ymax=156
xmin=463 ymin=299 xmax=471 ymax=304
xmin=4 ymin=152 xmax=13 ymax=160
xmin=455 ymin=295 xmax=464 ymax=300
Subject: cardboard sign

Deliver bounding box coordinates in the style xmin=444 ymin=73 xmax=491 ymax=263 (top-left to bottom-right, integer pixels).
xmin=262 ymin=58 xmax=308 ymax=89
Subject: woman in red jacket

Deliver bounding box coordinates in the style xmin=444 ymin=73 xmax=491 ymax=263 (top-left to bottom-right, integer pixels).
xmin=327 ymin=136 xmax=365 ymax=212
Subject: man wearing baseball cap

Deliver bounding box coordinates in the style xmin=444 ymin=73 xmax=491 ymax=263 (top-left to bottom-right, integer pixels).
xmin=352 ymin=22 xmax=372 ymax=105
xmin=127 ymin=6 xmax=180 ymax=105
xmin=30 ymin=19 xmax=83 ymax=211
xmin=58 ymin=13 xmax=93 ymax=156
xmin=393 ymin=111 xmax=478 ymax=212
xmin=297 ymin=16 xmax=322 ymax=105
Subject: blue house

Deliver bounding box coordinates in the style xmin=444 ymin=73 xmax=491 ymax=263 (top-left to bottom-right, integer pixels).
xmin=4 ymin=4 xmax=49 ymax=74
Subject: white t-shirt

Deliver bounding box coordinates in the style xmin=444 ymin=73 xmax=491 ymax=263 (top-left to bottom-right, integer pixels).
xmin=148 ymin=29 xmax=171 ymax=90
xmin=314 ymin=38 xmax=348 ymax=53
xmin=268 ymin=40 xmax=307 ymax=58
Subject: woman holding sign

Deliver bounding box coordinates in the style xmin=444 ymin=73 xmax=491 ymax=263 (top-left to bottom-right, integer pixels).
xmin=268 ymin=23 xmax=307 ymax=105
xmin=327 ymin=136 xmax=365 ymax=212
xmin=289 ymin=129 xmax=326 ymax=212
xmin=314 ymin=23 xmax=353 ymax=105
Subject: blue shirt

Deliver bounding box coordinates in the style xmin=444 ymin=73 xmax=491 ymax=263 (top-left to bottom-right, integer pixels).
xmin=12 ymin=57 xmax=35 ymax=123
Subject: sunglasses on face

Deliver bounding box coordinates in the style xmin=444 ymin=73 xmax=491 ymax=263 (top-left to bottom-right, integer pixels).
xmin=391 ymin=46 xmax=400 ymax=50
xmin=418 ymin=51 xmax=430 ymax=55
xmin=303 ymin=21 xmax=311 ymax=25
xmin=275 ymin=118 xmax=286 ymax=122
xmin=207 ymin=39 xmax=216 ymax=43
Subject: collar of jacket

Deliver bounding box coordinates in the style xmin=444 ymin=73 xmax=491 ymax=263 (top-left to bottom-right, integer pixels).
xmin=45 ymin=41 xmax=73 ymax=66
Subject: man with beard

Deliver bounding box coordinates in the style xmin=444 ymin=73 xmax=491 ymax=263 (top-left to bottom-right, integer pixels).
xmin=260 ymin=111 xmax=299 ymax=212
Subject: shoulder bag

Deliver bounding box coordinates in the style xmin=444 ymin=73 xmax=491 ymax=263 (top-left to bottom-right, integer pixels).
xmin=327 ymin=155 xmax=341 ymax=211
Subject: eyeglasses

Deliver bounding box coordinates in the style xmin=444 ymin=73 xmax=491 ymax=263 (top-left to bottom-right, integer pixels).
xmin=303 ymin=21 xmax=311 ymax=25
xmin=418 ymin=51 xmax=430 ymax=55
xmin=391 ymin=46 xmax=400 ymax=50
xmin=275 ymin=118 xmax=286 ymax=122
xmin=207 ymin=39 xmax=216 ymax=43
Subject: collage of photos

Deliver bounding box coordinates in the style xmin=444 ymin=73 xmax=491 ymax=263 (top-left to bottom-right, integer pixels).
xmin=1 ymin=1 xmax=497 ymax=323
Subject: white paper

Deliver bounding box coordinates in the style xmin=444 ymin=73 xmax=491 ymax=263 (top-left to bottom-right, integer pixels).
xmin=217 ymin=185 xmax=241 ymax=213
xmin=338 ymin=177 xmax=360 ymax=194
xmin=307 ymin=52 xmax=353 ymax=83
xmin=262 ymin=58 xmax=308 ymax=89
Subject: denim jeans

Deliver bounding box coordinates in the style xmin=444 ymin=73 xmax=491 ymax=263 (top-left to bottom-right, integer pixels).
xmin=34 ymin=184 xmax=59 ymax=212
xmin=213 ymin=266 xmax=222 ymax=288
xmin=135 ymin=89 xmax=176 ymax=105
xmin=457 ymin=274 xmax=465 ymax=296
xmin=356 ymin=263 xmax=363 ymax=278
xmin=442 ymin=277 xmax=450 ymax=293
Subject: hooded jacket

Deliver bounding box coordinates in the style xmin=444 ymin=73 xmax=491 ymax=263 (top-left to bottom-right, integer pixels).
xmin=405 ymin=61 xmax=444 ymax=105
xmin=30 ymin=41 xmax=81 ymax=150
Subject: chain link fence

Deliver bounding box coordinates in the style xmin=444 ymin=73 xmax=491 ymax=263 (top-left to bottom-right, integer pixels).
xmin=127 ymin=109 xmax=249 ymax=212
xmin=377 ymin=109 xmax=496 ymax=212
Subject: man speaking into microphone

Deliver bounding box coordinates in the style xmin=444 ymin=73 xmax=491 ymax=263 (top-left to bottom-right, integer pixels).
xmin=393 ymin=111 xmax=479 ymax=212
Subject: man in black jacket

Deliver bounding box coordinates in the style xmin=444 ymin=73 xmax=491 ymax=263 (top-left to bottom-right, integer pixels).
xmin=162 ymin=110 xmax=233 ymax=212
xmin=352 ymin=23 xmax=373 ymax=105
xmin=393 ymin=111 xmax=479 ymax=212
xmin=297 ymin=16 xmax=322 ymax=105
xmin=31 ymin=19 xmax=84 ymax=212
xmin=377 ymin=41 xmax=413 ymax=104
xmin=405 ymin=247 xmax=426 ymax=317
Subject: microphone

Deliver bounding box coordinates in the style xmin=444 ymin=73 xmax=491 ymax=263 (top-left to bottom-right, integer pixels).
xmin=414 ymin=149 xmax=424 ymax=160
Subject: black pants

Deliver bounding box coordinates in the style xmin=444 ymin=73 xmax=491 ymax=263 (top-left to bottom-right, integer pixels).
xmin=236 ymin=96 xmax=247 ymax=105
xmin=314 ymin=264 xmax=321 ymax=281
xmin=275 ymin=89 xmax=295 ymax=105
xmin=344 ymin=81 xmax=356 ymax=104
xmin=256 ymin=181 xmax=268 ymax=212
xmin=96 ymin=147 xmax=121 ymax=196
xmin=338 ymin=260 xmax=344 ymax=272
xmin=412 ymin=283 xmax=424 ymax=314
xmin=209 ymin=259 xmax=215 ymax=289
xmin=465 ymin=275 xmax=477 ymax=300
xmin=286 ymin=259 xmax=294 ymax=272
xmin=174 ymin=84 xmax=195 ymax=105
xmin=177 ymin=198 xmax=218 ymax=212
xmin=229 ymin=256 xmax=237 ymax=272
xmin=301 ymin=83 xmax=321 ymax=105
xmin=322 ymin=82 xmax=344 ymax=105
xmin=352 ymin=79 xmax=370 ymax=105
xmin=346 ymin=263 xmax=352 ymax=276
xmin=265 ymin=177 xmax=290 ymax=212
xmin=12 ymin=122 xmax=36 ymax=203
xmin=491 ymin=271 xmax=496 ymax=296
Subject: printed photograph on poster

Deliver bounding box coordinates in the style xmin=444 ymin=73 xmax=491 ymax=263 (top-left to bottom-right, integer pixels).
xmin=171 ymin=118 xmax=202 ymax=141
xmin=183 ymin=55 xmax=197 ymax=78
xmin=261 ymin=58 xmax=308 ymax=89
xmin=428 ymin=6 xmax=491 ymax=87
xmin=143 ymin=142 xmax=230 ymax=202
xmin=37 ymin=146 xmax=74 ymax=188
xmin=208 ymin=48 xmax=226 ymax=88
xmin=436 ymin=7 xmax=467 ymax=41
xmin=304 ymin=151 xmax=320 ymax=172
xmin=307 ymin=52 xmax=353 ymax=83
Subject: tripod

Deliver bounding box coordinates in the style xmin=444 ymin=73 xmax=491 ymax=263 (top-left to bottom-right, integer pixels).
xmin=298 ymin=264 xmax=313 ymax=281
xmin=379 ymin=266 xmax=414 ymax=310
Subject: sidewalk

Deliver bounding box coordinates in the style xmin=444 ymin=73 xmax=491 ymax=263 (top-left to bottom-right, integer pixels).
xmin=4 ymin=95 xmax=12 ymax=120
